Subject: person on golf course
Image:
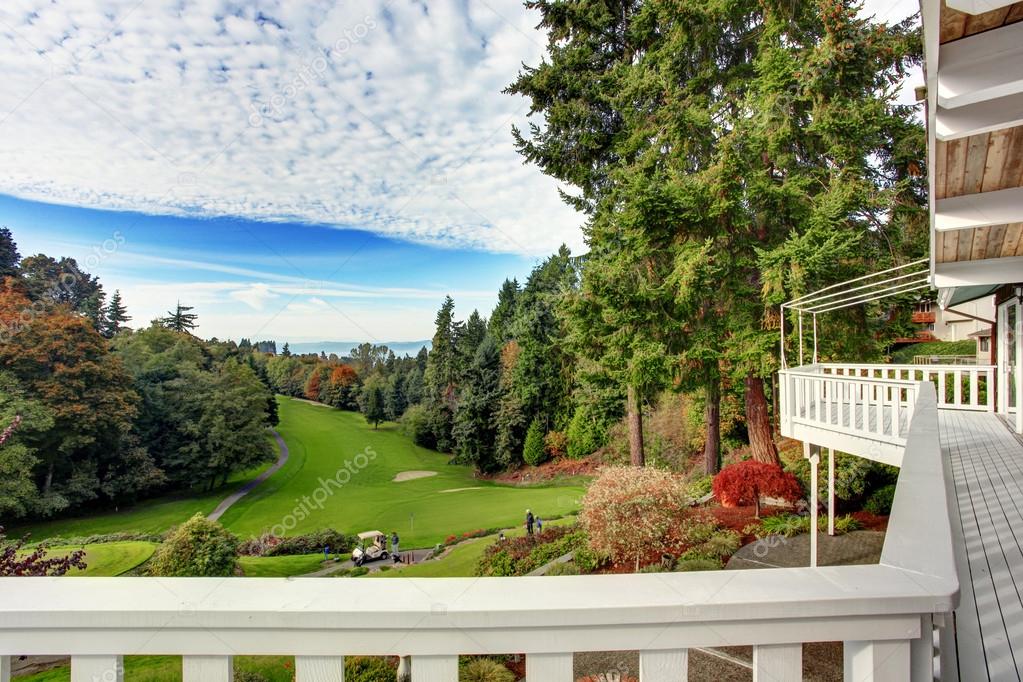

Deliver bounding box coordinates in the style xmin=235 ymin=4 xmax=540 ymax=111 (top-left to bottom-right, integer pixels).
xmin=525 ymin=509 xmax=535 ymax=535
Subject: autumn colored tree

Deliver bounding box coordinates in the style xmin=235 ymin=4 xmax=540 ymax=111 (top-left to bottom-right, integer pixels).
xmin=712 ymin=461 xmax=804 ymax=517
xmin=580 ymin=466 xmax=693 ymax=570
xmin=304 ymin=369 xmax=323 ymax=402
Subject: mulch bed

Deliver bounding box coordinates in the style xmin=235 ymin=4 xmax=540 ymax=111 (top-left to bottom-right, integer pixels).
xmin=486 ymin=456 xmax=601 ymax=484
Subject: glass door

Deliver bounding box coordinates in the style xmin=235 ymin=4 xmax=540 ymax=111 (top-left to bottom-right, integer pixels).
xmin=999 ymin=297 xmax=1022 ymax=433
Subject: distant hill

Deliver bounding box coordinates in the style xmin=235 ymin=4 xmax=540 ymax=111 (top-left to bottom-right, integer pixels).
xmin=287 ymin=340 xmax=431 ymax=357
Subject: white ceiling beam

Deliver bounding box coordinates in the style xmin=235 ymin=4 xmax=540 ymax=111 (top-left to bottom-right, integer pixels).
xmin=946 ymin=0 xmax=1017 ymax=13
xmin=933 ymin=256 xmax=1023 ymax=287
xmin=936 ymin=91 xmax=1023 ymax=139
xmin=934 ymin=186 xmax=1023 ymax=231
xmin=938 ymin=22 xmax=1023 ymax=109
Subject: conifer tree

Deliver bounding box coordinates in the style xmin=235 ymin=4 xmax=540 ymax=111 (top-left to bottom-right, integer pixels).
xmin=103 ymin=290 xmax=131 ymax=338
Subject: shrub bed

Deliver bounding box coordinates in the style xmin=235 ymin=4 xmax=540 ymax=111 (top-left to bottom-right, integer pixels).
xmin=475 ymin=526 xmax=588 ymax=577
xmin=237 ymin=528 xmax=353 ymax=557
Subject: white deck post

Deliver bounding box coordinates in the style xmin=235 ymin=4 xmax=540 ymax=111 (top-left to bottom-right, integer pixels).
xmin=844 ymin=640 xmax=911 ymax=682
xmin=296 ymin=655 xmax=345 ymax=681
xmin=71 ymin=655 xmax=123 ymax=682
xmin=183 ymin=655 xmax=232 ymax=682
xmin=526 ymin=653 xmax=573 ymax=681
xmin=0 ymin=656 xmax=10 ymax=682
xmin=828 ymin=447 xmax=835 ymax=536
xmin=910 ymin=614 xmax=934 ymax=682
xmin=411 ymin=655 xmax=458 ymax=682
xmin=753 ymin=643 xmax=801 ymax=681
xmin=639 ymin=649 xmax=688 ymax=681
xmin=806 ymin=445 xmax=820 ymax=567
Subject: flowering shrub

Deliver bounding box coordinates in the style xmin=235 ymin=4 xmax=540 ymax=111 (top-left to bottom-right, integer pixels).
xmin=475 ymin=525 xmax=586 ymax=576
xmin=712 ymin=461 xmax=803 ymax=517
xmin=1 ymin=527 xmax=86 ymax=576
xmin=237 ymin=529 xmax=353 ymax=557
xmin=544 ymin=430 xmax=568 ymax=458
xmin=147 ymin=514 xmax=238 ymax=577
xmin=580 ymin=466 xmax=693 ymax=570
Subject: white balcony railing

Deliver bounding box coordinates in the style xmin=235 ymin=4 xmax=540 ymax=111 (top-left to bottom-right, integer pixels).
xmin=779 ymin=363 xmax=995 ymax=466
xmin=0 ymin=383 xmax=958 ymax=682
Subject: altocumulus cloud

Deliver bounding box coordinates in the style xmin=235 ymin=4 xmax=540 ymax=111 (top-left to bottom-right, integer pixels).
xmin=0 ymin=0 xmax=584 ymax=256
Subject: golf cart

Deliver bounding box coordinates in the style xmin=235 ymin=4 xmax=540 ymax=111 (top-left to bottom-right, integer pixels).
xmin=352 ymin=530 xmax=389 ymax=566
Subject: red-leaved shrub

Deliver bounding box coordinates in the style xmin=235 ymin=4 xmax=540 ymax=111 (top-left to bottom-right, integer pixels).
xmin=712 ymin=461 xmax=803 ymax=517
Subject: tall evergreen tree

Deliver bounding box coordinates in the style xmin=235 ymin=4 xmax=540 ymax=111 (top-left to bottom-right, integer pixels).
xmin=453 ymin=336 xmax=502 ymax=471
xmin=161 ymin=301 xmax=198 ymax=333
xmin=103 ymin=290 xmax=131 ymax=338
xmin=488 ymin=279 xmax=520 ymax=343
xmin=0 ymin=227 xmax=20 ymax=278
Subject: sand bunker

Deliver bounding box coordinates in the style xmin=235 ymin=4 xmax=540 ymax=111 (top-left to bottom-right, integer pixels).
xmin=439 ymin=487 xmax=483 ymax=493
xmin=392 ymin=470 xmax=438 ymax=482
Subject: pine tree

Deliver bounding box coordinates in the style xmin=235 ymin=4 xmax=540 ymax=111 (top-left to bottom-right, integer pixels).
xmin=103 ymin=290 xmax=131 ymax=338
xmin=281 ymin=342 xmax=291 ymax=357
xmin=160 ymin=301 xmax=198 ymax=333
xmin=488 ymin=279 xmax=520 ymax=343
xmin=361 ymin=378 xmax=387 ymax=429
xmin=0 ymin=227 xmax=20 ymax=278
xmin=453 ymin=336 xmax=502 ymax=471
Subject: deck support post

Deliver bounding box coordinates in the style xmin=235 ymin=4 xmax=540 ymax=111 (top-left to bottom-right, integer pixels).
xmin=805 ymin=444 xmax=820 ymax=567
xmin=639 ymin=649 xmax=688 ymax=681
xmin=0 ymin=656 xmax=10 ymax=682
xmin=526 ymin=653 xmax=573 ymax=681
xmin=753 ymin=643 xmax=801 ymax=681
xmin=844 ymin=639 xmax=911 ymax=682
xmin=827 ymin=447 xmax=835 ymax=536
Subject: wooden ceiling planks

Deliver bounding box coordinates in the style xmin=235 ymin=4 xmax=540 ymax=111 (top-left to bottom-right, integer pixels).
xmin=939 ymin=0 xmax=1023 ymax=43
xmin=936 ymin=223 xmax=1023 ymax=262
xmin=936 ymin=128 xmax=1023 ymax=200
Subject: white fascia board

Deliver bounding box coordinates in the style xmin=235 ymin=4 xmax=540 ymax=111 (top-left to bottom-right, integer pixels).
xmin=938 ymin=21 xmax=1023 ymax=109
xmin=933 ymin=256 xmax=1023 ymax=287
xmin=935 ymin=186 xmax=1023 ymax=231
xmin=936 ymin=91 xmax=1023 ymax=139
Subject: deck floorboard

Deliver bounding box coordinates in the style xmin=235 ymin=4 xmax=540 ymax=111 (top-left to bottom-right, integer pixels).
xmin=941 ymin=410 xmax=1023 ymax=681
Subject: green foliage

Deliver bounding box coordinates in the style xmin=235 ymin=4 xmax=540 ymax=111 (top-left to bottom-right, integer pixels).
xmin=475 ymin=526 xmax=587 ymax=576
xmin=784 ymin=450 xmax=896 ymax=504
xmin=459 ymin=658 xmax=516 ymax=682
xmin=543 ymin=561 xmax=580 ymax=576
xmin=453 ymin=337 xmax=502 ymax=471
xmin=348 ymin=566 xmax=369 ymax=577
xmin=233 ymin=671 xmax=268 ymax=682
xmin=359 ymin=377 xmax=387 ymax=429
xmin=238 ymin=529 xmax=353 ymax=557
xmin=756 ymin=513 xmax=862 ymax=539
xmin=522 ymin=418 xmax=547 ymax=466
xmin=573 ymin=546 xmax=607 ymax=573
xmin=890 ymin=340 xmax=976 ymax=364
xmin=865 ymin=484 xmax=897 ymax=515
xmin=344 ymin=657 xmax=395 ymax=682
xmin=147 ymin=513 xmax=238 ymax=576
xmin=675 ymin=558 xmax=722 ymax=573
xmin=566 ymin=408 xmax=607 ymax=459
xmin=399 ymin=403 xmax=433 ymax=446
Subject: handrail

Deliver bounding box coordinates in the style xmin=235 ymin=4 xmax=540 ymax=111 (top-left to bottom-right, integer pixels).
xmin=0 ymin=385 xmax=957 ymax=682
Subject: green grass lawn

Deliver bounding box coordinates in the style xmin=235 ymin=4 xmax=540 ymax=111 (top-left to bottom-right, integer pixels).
xmin=14 ymin=655 xmax=296 ymax=681
xmin=238 ymin=553 xmax=327 ymax=577
xmin=10 ymin=451 xmax=279 ymax=542
xmin=43 ymin=541 xmax=158 ymax=576
xmin=217 ymin=398 xmax=585 ymax=547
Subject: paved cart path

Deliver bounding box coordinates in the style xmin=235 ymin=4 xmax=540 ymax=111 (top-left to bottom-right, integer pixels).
xmin=208 ymin=430 xmax=289 ymax=522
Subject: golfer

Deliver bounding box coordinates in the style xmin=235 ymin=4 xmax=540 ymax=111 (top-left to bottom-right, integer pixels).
xmin=525 ymin=509 xmax=535 ymax=535
xmin=391 ymin=531 xmax=400 ymax=556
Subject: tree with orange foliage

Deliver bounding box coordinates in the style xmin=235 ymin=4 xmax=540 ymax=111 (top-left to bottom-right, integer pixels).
xmin=325 ymin=363 xmax=360 ymax=410
xmin=712 ymin=460 xmax=803 ymax=518
xmin=0 ymin=282 xmax=153 ymax=514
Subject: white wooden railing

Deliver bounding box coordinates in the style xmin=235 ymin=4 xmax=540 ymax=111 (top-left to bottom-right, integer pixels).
xmin=0 ymin=384 xmax=959 ymax=682
xmin=813 ymin=363 xmax=995 ymax=412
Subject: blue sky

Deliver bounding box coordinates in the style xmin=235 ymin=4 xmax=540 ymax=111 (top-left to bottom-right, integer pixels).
xmin=0 ymin=0 xmax=918 ymax=343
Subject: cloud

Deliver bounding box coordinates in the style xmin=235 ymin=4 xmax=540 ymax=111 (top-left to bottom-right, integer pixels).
xmin=0 ymin=0 xmax=585 ymax=257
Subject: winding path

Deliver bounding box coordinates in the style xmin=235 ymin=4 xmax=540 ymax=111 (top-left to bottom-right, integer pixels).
xmin=208 ymin=429 xmax=289 ymax=522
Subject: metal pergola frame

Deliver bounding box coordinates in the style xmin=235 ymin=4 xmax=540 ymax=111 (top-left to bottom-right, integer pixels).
xmin=780 ymin=259 xmax=932 ymax=368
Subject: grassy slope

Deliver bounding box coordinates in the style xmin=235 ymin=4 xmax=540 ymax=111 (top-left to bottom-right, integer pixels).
xmin=14 ymin=656 xmax=296 ymax=682
xmin=11 ymin=447 xmax=279 ymax=541
xmin=890 ymin=339 xmax=976 ymax=363
xmin=55 ymin=541 xmax=158 ymax=576
xmin=218 ymin=398 xmax=585 ymax=547
xmin=238 ymin=553 xmax=326 ymax=577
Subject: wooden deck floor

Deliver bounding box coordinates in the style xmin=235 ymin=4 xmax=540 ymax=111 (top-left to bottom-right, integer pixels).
xmin=941 ymin=410 xmax=1023 ymax=681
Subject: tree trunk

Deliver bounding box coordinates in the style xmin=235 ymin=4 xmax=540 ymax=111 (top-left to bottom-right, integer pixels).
xmin=43 ymin=460 xmax=54 ymax=493
xmin=626 ymin=384 xmax=645 ymax=466
xmin=745 ymin=374 xmax=780 ymax=466
xmin=704 ymin=379 xmax=720 ymax=475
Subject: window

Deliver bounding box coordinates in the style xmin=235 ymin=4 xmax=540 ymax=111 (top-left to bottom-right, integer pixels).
xmin=980 ymin=337 xmax=990 ymax=352
xmin=916 ymin=300 xmax=932 ymax=313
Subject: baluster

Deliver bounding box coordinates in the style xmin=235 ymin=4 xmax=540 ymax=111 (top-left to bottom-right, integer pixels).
xmin=526 ymin=653 xmax=573 ymax=681
xmin=411 ymin=655 xmax=458 ymax=682
xmin=753 ymin=643 xmax=801 ymax=681
xmin=815 ymin=378 xmax=823 ymax=424
xmin=844 ymin=640 xmax=910 ymax=682
xmin=849 ymin=377 xmax=858 ymax=432
xmin=969 ymin=370 xmax=979 ymax=408
xmin=296 ymin=656 xmax=345 ymax=682
xmin=639 ymin=649 xmax=688 ymax=681
xmin=183 ymin=656 xmax=232 ymax=682
xmin=892 ymin=386 xmax=901 ymax=439
xmin=938 ymin=371 xmax=946 ymax=407
xmin=71 ymin=655 xmax=123 ymax=682
xmin=986 ymin=367 xmax=995 ymax=411
xmin=1 ymin=656 xmax=10 ymax=682
xmin=953 ymin=370 xmax=963 ymax=407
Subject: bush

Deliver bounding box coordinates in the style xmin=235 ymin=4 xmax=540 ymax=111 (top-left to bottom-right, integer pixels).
xmin=544 ymin=430 xmax=568 ymax=458
xmin=475 ymin=526 xmax=586 ymax=576
xmin=233 ymin=672 xmax=268 ymax=682
xmin=566 ymin=408 xmax=609 ymax=459
xmin=523 ymin=418 xmax=547 ymax=466
xmin=573 ymin=546 xmax=607 ymax=573
xmin=756 ymin=513 xmax=862 ymax=538
xmin=783 ymin=450 xmax=895 ymax=505
xmin=460 ymin=657 xmax=515 ymax=682
xmin=686 ymin=475 xmax=713 ymax=500
xmin=712 ymin=461 xmax=803 ymax=517
xmin=865 ymin=484 xmax=897 ymax=515
xmin=580 ymin=466 xmax=692 ymax=569
xmin=345 ymin=656 xmax=395 ymax=682
xmin=544 ymin=561 xmax=580 ymax=576
xmin=147 ymin=514 xmax=238 ymax=577
xmin=238 ymin=529 xmax=353 ymax=557
xmin=348 ymin=566 xmax=369 ymax=577
xmin=675 ymin=558 xmax=722 ymax=572
xmin=400 ymin=404 xmax=434 ymax=448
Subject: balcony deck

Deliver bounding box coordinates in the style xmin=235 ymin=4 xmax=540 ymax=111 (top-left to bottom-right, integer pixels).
xmin=943 ymin=410 xmax=1023 ymax=681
